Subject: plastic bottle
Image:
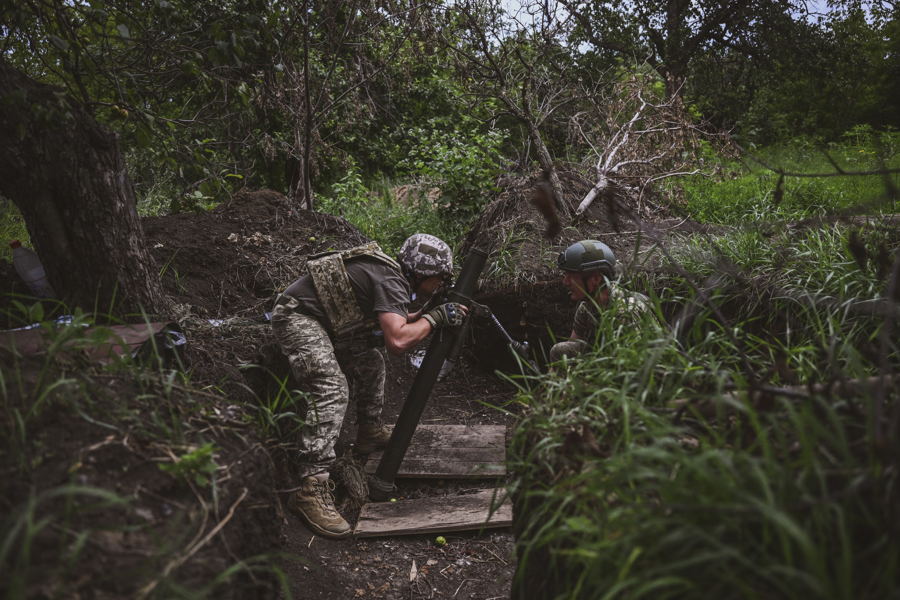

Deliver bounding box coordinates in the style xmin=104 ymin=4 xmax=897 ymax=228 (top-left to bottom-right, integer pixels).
xmin=9 ymin=240 xmax=56 ymax=298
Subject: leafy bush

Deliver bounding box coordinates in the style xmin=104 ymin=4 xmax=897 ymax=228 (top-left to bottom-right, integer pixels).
xmin=399 ymin=117 xmax=506 ymax=215
xmin=319 ymin=161 xmax=471 ymax=257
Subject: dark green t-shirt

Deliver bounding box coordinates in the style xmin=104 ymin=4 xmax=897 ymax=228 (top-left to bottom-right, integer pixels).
xmin=283 ymin=256 xmax=411 ymax=327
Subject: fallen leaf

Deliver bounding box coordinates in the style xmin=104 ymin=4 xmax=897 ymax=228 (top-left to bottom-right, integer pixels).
xmin=426 ymin=559 xmax=438 ymax=566
xmin=409 ymin=559 xmax=418 ymax=582
xmin=354 ymin=590 xmax=366 ymax=598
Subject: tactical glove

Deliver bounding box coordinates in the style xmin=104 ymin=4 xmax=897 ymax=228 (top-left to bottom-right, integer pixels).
xmin=422 ymin=303 xmax=465 ymax=329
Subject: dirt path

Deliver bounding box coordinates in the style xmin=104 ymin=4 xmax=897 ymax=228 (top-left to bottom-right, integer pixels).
xmin=279 ymin=342 xmax=521 ymax=600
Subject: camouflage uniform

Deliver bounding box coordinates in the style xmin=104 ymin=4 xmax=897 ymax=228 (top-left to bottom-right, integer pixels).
xmin=549 ymin=285 xmax=651 ymax=363
xmin=271 ymin=297 xmax=387 ymax=479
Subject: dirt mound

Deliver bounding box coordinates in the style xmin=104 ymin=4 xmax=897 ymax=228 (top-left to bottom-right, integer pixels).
xmin=143 ymin=189 xmax=370 ymax=319
xmin=462 ymin=172 xmax=688 ymax=291
xmin=461 ymin=172 xmax=690 ymax=370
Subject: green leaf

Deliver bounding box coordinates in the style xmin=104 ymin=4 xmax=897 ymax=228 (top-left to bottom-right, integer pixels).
xmin=17 ymin=122 xmax=26 ymax=141
xmin=116 ymin=24 xmax=130 ymax=39
xmin=48 ymin=35 xmax=69 ymax=52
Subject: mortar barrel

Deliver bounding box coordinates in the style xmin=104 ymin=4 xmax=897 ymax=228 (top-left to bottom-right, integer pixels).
xmin=369 ymin=248 xmax=489 ymax=501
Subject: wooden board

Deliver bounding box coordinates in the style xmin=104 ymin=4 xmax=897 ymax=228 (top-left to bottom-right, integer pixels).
xmin=0 ymin=322 xmax=181 ymax=365
xmin=354 ymin=489 xmax=512 ymax=538
xmin=363 ymin=425 xmax=506 ymax=479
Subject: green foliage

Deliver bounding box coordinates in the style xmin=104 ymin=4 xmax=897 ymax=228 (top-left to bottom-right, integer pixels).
xmin=318 ymin=162 xmax=470 ymax=257
xmin=0 ymin=194 xmax=30 ymax=262
xmin=237 ymin=365 xmax=307 ymax=444
xmin=159 ymin=443 xmax=219 ymax=488
xmin=688 ymin=7 xmax=900 ymax=145
xmin=509 ymin=222 xmax=899 ymax=598
xmin=2 ymin=0 xmax=269 ymax=211
xmin=399 ymin=118 xmax=506 ymax=215
xmin=681 ymin=133 xmax=900 ymax=224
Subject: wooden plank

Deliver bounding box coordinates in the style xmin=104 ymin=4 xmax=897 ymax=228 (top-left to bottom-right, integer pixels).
xmin=364 ymin=459 xmax=506 ymax=478
xmin=389 ymin=425 xmax=506 ymax=448
xmin=363 ymin=425 xmax=506 ymax=479
xmin=354 ymin=489 xmax=512 ymax=538
xmin=0 ymin=322 xmax=172 ymax=364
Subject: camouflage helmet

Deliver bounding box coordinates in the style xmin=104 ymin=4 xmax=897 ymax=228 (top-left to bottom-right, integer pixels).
xmin=398 ymin=234 xmax=453 ymax=277
xmin=557 ymin=240 xmax=616 ymax=272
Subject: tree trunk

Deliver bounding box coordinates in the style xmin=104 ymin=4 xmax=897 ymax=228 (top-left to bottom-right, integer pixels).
xmin=0 ymin=59 xmax=170 ymax=318
xmin=525 ymin=119 xmax=572 ymax=219
xmin=285 ymin=149 xmax=313 ymax=210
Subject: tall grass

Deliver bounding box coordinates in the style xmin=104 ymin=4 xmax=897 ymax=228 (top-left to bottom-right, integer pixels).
xmin=508 ymin=222 xmax=900 ymax=599
xmin=681 ymin=129 xmax=900 ymax=224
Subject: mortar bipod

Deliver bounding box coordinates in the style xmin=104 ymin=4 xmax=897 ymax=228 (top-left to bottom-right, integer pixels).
xmin=463 ymin=300 xmax=539 ymax=373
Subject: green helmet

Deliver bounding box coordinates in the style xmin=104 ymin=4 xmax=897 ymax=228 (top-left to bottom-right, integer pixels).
xmin=557 ymin=240 xmax=616 ymax=272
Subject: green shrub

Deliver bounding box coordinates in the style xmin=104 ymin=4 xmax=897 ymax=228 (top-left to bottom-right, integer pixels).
xmin=319 ymin=161 xmax=471 ymax=257
xmin=0 ymin=195 xmax=30 ymax=263
xmin=399 ymin=117 xmax=506 ymax=215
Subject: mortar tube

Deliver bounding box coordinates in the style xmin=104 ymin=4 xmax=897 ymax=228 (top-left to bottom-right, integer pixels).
xmin=369 ymin=248 xmax=489 ymax=502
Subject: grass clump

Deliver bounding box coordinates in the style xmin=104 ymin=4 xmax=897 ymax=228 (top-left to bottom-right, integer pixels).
xmin=508 ymin=221 xmax=900 ymax=599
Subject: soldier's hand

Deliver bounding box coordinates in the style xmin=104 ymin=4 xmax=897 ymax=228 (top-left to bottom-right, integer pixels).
xmin=423 ymin=302 xmax=466 ymax=329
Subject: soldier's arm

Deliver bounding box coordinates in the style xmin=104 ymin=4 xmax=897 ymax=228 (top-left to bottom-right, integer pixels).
xmin=379 ymin=311 xmax=433 ymax=356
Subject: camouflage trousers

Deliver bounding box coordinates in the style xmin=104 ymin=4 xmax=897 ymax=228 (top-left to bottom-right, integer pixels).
xmin=271 ymin=300 xmax=385 ymax=479
xmin=548 ymin=339 xmax=590 ymax=364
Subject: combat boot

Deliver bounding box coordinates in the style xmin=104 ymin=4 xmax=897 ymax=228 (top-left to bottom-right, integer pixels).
xmin=288 ymin=475 xmax=351 ymax=539
xmin=355 ymin=418 xmax=392 ymax=454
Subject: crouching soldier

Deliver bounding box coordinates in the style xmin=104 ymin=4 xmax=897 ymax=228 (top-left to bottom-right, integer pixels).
xmin=549 ymin=240 xmax=651 ymax=363
xmin=271 ymin=234 xmax=466 ymax=538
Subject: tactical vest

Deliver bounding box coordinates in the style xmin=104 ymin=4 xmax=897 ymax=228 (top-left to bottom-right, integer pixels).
xmin=306 ymin=242 xmax=403 ymax=339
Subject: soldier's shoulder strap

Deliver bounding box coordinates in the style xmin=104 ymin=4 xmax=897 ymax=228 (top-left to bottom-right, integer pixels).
xmin=338 ymin=242 xmax=403 ymax=273
xmin=305 ymin=242 xmax=402 ymax=338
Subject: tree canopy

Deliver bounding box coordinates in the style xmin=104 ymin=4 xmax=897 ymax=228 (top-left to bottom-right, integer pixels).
xmin=1 ymin=0 xmax=896 ymax=312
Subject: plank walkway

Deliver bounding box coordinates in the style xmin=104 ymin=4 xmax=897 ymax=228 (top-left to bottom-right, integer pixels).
xmin=354 ymin=489 xmax=512 ymax=538
xmin=363 ymin=424 xmax=506 ymax=479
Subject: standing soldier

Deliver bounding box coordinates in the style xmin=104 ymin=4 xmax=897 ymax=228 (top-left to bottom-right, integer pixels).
xmin=271 ymin=234 xmax=466 ymax=539
xmin=549 ymin=240 xmax=651 ymax=363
